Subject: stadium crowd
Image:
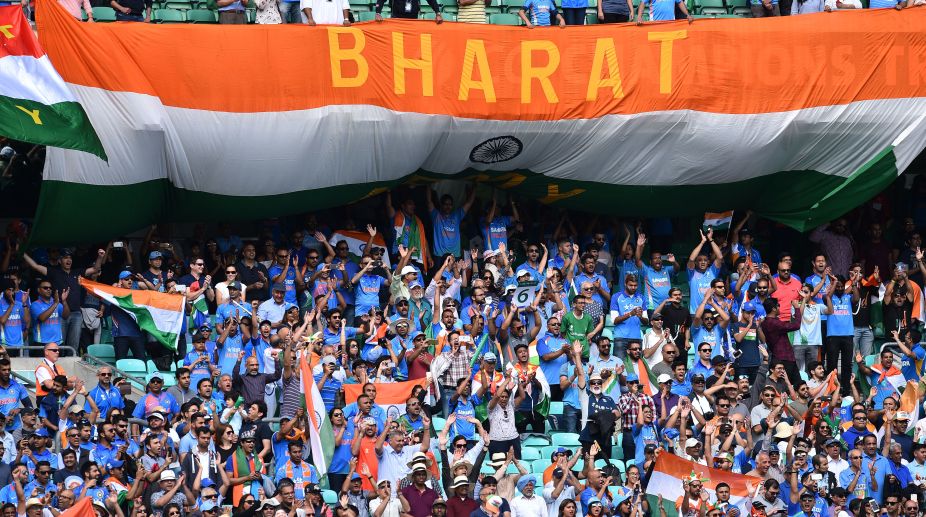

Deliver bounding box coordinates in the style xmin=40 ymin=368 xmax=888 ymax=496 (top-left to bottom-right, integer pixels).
xmin=37 ymin=0 xmax=923 ymax=34
xmin=0 ymin=184 xmax=924 ymax=517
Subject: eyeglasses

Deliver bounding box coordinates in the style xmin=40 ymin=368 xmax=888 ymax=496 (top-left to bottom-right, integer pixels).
xmin=202 ymin=494 xmax=218 ymax=500
xmin=47 ymin=348 xmax=60 ymax=353
xmin=38 ymin=470 xmax=51 ymax=475
xmin=39 ymin=285 xmax=52 ymax=290
xmin=193 ymin=262 xmax=205 ymax=266
xmin=548 ymin=322 xmax=560 ymax=326
xmin=717 ymin=404 xmax=730 ymax=408
xmin=454 ymin=444 xmax=467 ymax=449
xmin=307 ymin=255 xmax=319 ymax=260
xmin=243 ymin=500 xmax=256 ymax=506
xmin=849 ymin=455 xmax=862 ymax=460
xmin=332 ymin=412 xmax=343 ymax=417
xmin=226 ymin=270 xmax=237 ymax=274
xmin=590 ymin=381 xmax=603 ymax=386
xmin=779 ymin=269 xmax=790 ymax=273
xmin=397 ymin=301 xmax=409 ymax=306
xmin=627 ymin=348 xmax=641 ymax=352
xmin=699 ymin=348 xmax=711 ymax=353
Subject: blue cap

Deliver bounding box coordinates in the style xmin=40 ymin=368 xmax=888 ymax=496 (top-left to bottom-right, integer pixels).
xmin=625 ymin=373 xmax=639 ymax=383
xmin=663 ymin=428 xmax=680 ymax=440
xmin=409 ymin=281 xmax=422 ymax=289
xmin=587 ymin=497 xmax=602 ymax=507
xmin=613 ymin=492 xmax=630 ymax=506
xmin=200 ymin=478 xmax=216 ymax=488
xmin=34 ymin=428 xmax=49 ymax=437
xmin=200 ymin=501 xmax=217 ymax=512
xmin=351 ymin=473 xmax=362 ymax=481
xmin=107 ymin=459 xmax=124 ymax=470
xmin=742 ymin=300 xmax=756 ymax=312
xmin=118 ymin=271 xmax=132 ymax=280
xmin=148 ymin=251 xmax=162 ymax=260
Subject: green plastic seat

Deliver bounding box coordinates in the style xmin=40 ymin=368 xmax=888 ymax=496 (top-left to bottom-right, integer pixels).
xmin=164 ymin=1 xmax=193 ymax=9
xmin=551 ymin=432 xmax=581 ymax=447
xmin=187 ymin=8 xmax=218 ymax=21
xmin=115 ymin=359 xmax=147 ymax=378
xmin=152 ymin=8 xmax=185 ymax=21
xmin=521 ymin=448 xmax=541 ymax=461
xmin=91 ymin=6 xmax=118 ymax=21
xmin=357 ymin=11 xmax=377 ymax=20
xmin=532 ymin=459 xmax=551 ymax=473
xmin=87 ymin=344 xmax=116 ymax=364
xmin=488 ymin=12 xmax=519 ymax=23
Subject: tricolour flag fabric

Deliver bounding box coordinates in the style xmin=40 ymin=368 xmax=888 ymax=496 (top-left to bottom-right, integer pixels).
xmin=58 ymin=496 xmax=95 ymax=517
xmin=79 ymin=277 xmax=184 ymax=350
xmin=344 ymin=378 xmax=429 ymax=421
xmin=328 ymin=230 xmax=391 ymax=268
xmin=0 ymin=6 xmax=105 ymax=159
xmin=646 ymin=452 xmax=754 ymax=514
xmin=703 ymin=211 xmax=734 ymax=231
xmin=28 ymin=1 xmax=926 ymax=245
xmin=300 ymin=354 xmax=334 ymax=476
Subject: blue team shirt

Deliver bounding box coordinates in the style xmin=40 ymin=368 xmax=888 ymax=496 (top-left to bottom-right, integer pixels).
xmin=354 ymin=275 xmax=385 ymax=315
xmin=632 ymin=422 xmax=659 ymax=465
xmin=900 ymin=343 xmax=926 ymax=381
xmin=611 ymin=292 xmax=644 ymax=340
xmin=85 ymin=385 xmax=124 ymax=420
xmin=482 ymin=216 xmax=512 ymax=252
xmin=827 ymin=293 xmax=854 ymax=336
xmin=642 ymin=264 xmax=675 ymax=311
xmin=30 ymin=298 xmax=63 ymax=344
xmin=0 ymin=380 xmax=28 ymax=431
xmin=268 ymin=264 xmax=298 ymax=304
xmin=647 ymin=0 xmax=682 ymax=20
xmin=430 ymin=208 xmax=466 ymax=257
xmin=692 ymin=324 xmax=724 ymax=358
xmin=687 ymin=265 xmax=720 ymax=314
xmin=183 ymin=350 xmax=215 ymax=388
xmin=449 ymin=396 xmax=478 ymax=439
xmin=806 ymin=274 xmax=830 ymax=320
xmin=574 ymin=273 xmax=609 ymax=307
xmin=537 ymin=335 xmax=568 ymax=391
xmin=523 ymin=0 xmax=559 ymax=26
xmin=0 ymin=298 xmax=26 ymax=346
xmin=614 ymin=259 xmax=640 ymax=293
xmin=216 ymin=333 xmax=245 ymax=376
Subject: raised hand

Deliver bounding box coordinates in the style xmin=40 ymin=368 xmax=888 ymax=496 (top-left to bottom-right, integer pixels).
xmin=637 ymin=233 xmax=646 ymax=247
xmin=366 ymin=225 xmax=376 ymax=238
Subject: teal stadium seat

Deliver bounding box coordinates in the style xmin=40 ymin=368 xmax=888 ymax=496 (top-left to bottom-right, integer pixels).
xmin=92 ymin=7 xmax=118 ymax=21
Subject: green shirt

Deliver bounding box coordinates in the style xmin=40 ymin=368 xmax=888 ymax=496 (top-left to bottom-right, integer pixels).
xmin=561 ymin=310 xmax=593 ymax=356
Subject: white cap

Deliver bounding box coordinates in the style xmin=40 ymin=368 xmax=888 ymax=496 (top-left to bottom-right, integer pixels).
xmin=684 ymin=438 xmax=700 ymax=448
xmin=656 ymin=373 xmax=672 ymax=384
xmin=400 ymin=265 xmax=417 ymax=276
xmin=160 ymin=470 xmax=177 ymax=481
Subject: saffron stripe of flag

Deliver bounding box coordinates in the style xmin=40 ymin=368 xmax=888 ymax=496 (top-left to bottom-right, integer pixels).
xmin=79 ymin=277 xmax=184 ymax=350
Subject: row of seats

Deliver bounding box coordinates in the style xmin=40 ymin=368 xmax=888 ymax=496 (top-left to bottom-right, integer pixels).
xmin=85 ymin=6 xmax=222 ymax=21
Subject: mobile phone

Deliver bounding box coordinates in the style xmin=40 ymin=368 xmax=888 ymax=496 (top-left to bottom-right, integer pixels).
xmin=811 ymin=473 xmax=822 ymax=481
xmin=113 ymin=241 xmax=124 ymax=248
xmin=912 ymin=494 xmax=918 ymax=502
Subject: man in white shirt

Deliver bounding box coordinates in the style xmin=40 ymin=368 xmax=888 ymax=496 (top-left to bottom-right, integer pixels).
xmin=376 ymin=421 xmax=431 ymax=488
xmin=542 ymin=468 xmax=579 ymax=517
xmin=369 ymin=480 xmax=408 ymax=517
xmin=510 ymin=475 xmax=545 ymax=517
xmin=825 ymin=439 xmax=849 ymax=479
xmin=301 ymin=0 xmax=351 ymax=24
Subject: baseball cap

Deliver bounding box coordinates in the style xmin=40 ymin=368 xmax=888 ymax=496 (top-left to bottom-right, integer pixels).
xmin=711 ymin=355 xmax=728 ymax=366
xmin=799 ymin=491 xmax=815 ymax=501
xmin=685 ymin=438 xmax=700 ymax=448
xmin=272 ymin=283 xmax=286 ymax=292
xmin=320 ymin=356 xmax=337 ymax=366
xmin=400 ymin=266 xmax=417 ymax=277
xmin=824 ymin=438 xmax=842 ymax=448
xmin=146 ymin=372 xmax=164 ymax=383
xmin=409 ymin=281 xmax=423 ymax=289
xmin=432 ymin=499 xmax=447 ymax=508
xmin=200 ymin=501 xmax=218 ymax=512
xmin=741 ymin=301 xmax=756 ymax=312
xmin=227 ymin=281 xmax=242 ymax=291
xmin=34 ymin=428 xmax=49 ymax=437
xmin=691 ymin=373 xmax=705 ymax=382
xmin=107 ymin=459 xmax=124 ymax=470
xmin=25 ymin=498 xmax=43 ymax=509
xmin=192 ymin=332 xmax=206 ymax=343
xmin=201 ymin=479 xmax=216 ymax=488
xmin=896 ymin=411 xmax=911 ymax=421
xmin=657 ymin=373 xmax=672 ymax=384
xmin=118 ymin=271 xmax=133 ymax=280
xmin=483 ymin=249 xmax=499 ymax=259
xmin=148 ymin=251 xmax=162 ymax=260
xmin=644 ymin=443 xmax=658 ymax=454
xmin=147 ymin=411 xmax=166 ymax=422
xmin=513 ymin=342 xmax=528 ymax=351
xmin=68 ymin=405 xmax=84 ymax=415
xmin=160 ymin=470 xmax=177 ymax=481
xmin=483 ymin=352 xmax=497 ymax=363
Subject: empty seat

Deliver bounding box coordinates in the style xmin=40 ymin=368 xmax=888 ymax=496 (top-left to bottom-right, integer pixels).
xmin=115 ymin=358 xmax=147 ymax=378
xmin=86 ymin=344 xmax=116 ymax=364
xmin=488 ymin=12 xmax=519 ymax=23
xmin=91 ymin=7 xmax=118 ymax=21
xmin=152 ymin=8 xmax=185 ymax=21
xmin=551 ymin=433 xmax=581 ymax=447
xmin=187 ymin=8 xmax=218 ymax=21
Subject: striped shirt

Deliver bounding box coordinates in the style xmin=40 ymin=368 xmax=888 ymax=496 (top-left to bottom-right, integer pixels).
xmin=457 ymin=0 xmax=487 ymax=22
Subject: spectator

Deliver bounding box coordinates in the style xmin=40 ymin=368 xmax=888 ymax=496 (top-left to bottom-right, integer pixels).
xmin=518 ymin=0 xmax=566 ymax=27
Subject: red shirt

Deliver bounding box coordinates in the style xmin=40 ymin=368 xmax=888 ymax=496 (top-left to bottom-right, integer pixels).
xmin=771 ymin=275 xmax=802 ymax=321
xmin=406 ymin=350 xmax=433 ymax=380
xmin=447 ymin=495 xmax=479 ymax=517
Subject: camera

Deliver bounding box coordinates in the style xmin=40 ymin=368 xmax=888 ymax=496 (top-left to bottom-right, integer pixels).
xmin=372 ymin=260 xmax=383 ymax=268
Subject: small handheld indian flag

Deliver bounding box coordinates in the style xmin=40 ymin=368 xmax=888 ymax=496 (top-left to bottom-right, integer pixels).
xmin=300 ymin=355 xmax=334 ymax=476
xmin=703 ymin=211 xmax=734 ymax=231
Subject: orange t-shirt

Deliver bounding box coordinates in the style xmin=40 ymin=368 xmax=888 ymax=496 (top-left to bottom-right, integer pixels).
xmin=357 ymin=435 xmax=379 ymax=491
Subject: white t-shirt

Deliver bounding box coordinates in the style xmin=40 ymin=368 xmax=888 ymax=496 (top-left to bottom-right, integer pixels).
xmin=642 ymin=328 xmax=665 ymax=367
xmin=369 ymin=497 xmax=403 ymax=517
xmin=797 ymin=303 xmax=822 ymax=346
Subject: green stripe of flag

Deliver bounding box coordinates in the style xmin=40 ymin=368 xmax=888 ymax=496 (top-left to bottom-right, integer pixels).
xmin=0 ymin=96 xmax=106 ymax=160
xmin=114 ymin=293 xmax=179 ymax=351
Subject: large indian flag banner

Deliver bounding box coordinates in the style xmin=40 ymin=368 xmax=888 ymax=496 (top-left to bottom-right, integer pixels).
xmin=647 ymin=452 xmax=755 ymax=516
xmin=30 ymin=0 xmax=926 ymax=245
xmin=79 ymin=277 xmax=185 ymax=350
xmin=0 ymin=6 xmax=105 ymax=159
xmin=344 ymin=378 xmax=429 ymax=421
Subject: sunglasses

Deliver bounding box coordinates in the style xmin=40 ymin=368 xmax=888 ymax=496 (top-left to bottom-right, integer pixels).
xmin=226 ymin=270 xmax=237 ymax=274
xmin=194 ymin=262 xmax=205 ymax=266
xmin=699 ymin=348 xmax=711 ymax=353
xmin=590 ymin=381 xmax=603 ymax=386
xmin=627 ymin=348 xmax=641 ymax=352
